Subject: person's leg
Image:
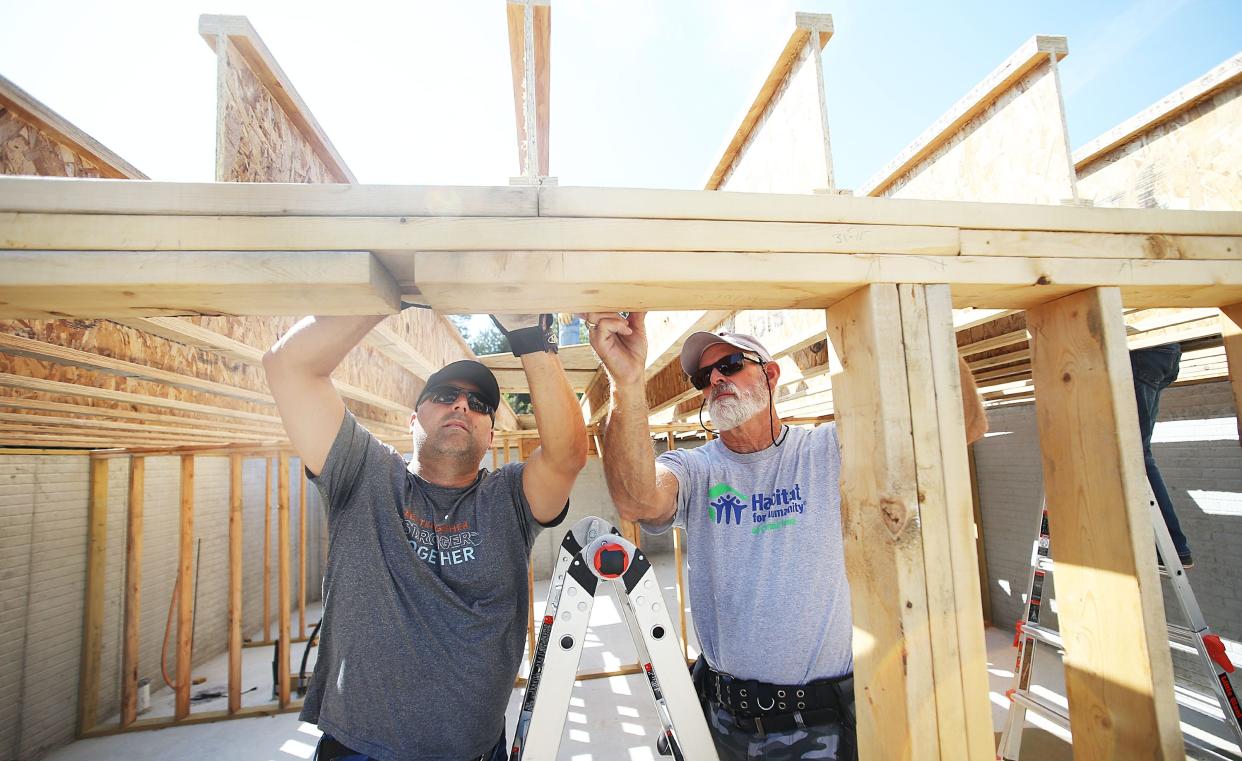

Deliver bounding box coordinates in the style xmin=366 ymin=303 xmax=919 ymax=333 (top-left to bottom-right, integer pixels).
xmin=749 ymin=722 xmax=847 ymax=760
xmin=313 ymin=735 xmax=372 ymax=761
xmin=1131 ymin=346 xmax=1191 ymax=560
xmin=703 ymin=702 xmax=751 ymax=761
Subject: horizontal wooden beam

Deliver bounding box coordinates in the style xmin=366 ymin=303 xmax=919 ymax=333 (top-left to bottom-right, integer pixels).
xmin=3 ymin=178 xmax=1238 ymax=236
xmin=0 ymin=250 xmax=400 ymax=319
xmin=0 ymin=396 xmax=286 ymax=437
xmin=409 ymin=250 xmax=1242 ymax=311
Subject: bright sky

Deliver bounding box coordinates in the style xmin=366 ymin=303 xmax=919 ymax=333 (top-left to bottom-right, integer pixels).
xmin=0 ymin=0 xmax=1238 ymax=191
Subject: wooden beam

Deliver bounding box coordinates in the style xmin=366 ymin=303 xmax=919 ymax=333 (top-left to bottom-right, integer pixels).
xmin=1026 ymin=287 xmax=1181 ymax=759
xmin=298 ymin=470 xmax=307 ymax=640
xmin=77 ymin=457 xmax=108 ymax=735
xmin=826 ymin=284 xmax=992 ymax=760
xmin=6 ymin=176 xmax=1239 ymax=236
xmin=705 ymin=13 xmax=833 ymax=191
xmin=175 ymin=455 xmax=194 ymax=721
xmin=0 ymin=411 xmax=280 ymax=443
xmin=860 ymin=35 xmax=1070 ymax=199
xmin=0 ymin=396 xmax=286 ymax=438
xmin=0 ymin=332 xmax=273 ymax=405
xmin=0 ymin=74 xmax=147 ymax=180
xmin=410 ymin=249 xmax=1242 ymax=312
xmin=506 ymin=0 xmax=550 ymax=177
xmin=228 ymin=453 xmax=243 ymax=715
xmin=120 ymin=456 xmax=143 ymax=727
xmin=1221 ymin=303 xmax=1242 ymax=443
xmin=199 ymin=15 xmax=355 ymax=182
xmin=277 ymin=452 xmax=292 ymax=708
xmin=0 ymin=249 xmax=400 ymax=319
xmin=263 ymin=457 xmax=271 ymax=643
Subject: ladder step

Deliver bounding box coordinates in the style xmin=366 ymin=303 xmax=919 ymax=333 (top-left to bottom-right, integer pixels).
xmin=1021 ymin=621 xmax=1200 ymax=654
xmin=1011 ymin=689 xmax=1070 ymax=726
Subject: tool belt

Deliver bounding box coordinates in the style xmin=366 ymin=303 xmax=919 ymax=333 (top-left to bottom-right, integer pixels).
xmin=691 ymin=655 xmax=855 ymax=739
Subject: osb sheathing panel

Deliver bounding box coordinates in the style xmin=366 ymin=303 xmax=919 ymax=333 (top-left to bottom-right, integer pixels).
xmin=189 ymin=315 xmax=418 ymax=426
xmin=217 ymin=39 xmax=336 ymax=184
xmin=1076 ymin=81 xmax=1242 ymax=212
xmin=881 ymin=61 xmax=1076 ymax=204
xmin=719 ymin=39 xmax=831 ymax=193
xmin=0 ymin=108 xmax=107 ymax=178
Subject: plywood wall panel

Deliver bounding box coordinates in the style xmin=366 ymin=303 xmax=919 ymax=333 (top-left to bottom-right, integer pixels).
xmin=216 ymin=40 xmax=336 ymax=185
xmin=881 ymin=60 xmax=1076 ymax=204
xmin=0 ymin=109 xmax=107 ymax=178
xmin=1077 ymin=80 xmax=1242 ymax=212
xmin=719 ymin=36 xmax=832 ymax=193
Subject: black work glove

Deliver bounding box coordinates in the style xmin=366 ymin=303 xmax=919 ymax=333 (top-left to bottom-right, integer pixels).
xmin=490 ymin=313 xmax=559 ymax=356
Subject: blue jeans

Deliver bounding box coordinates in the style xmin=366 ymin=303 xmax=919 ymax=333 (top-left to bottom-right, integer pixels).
xmin=1130 ymin=344 xmax=1190 ymax=558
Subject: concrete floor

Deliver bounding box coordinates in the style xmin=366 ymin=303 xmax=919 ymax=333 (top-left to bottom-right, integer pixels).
xmin=46 ymin=552 xmax=1240 ymax=761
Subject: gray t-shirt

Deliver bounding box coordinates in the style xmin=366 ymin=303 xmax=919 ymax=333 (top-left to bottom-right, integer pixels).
xmin=301 ymin=412 xmax=561 ymax=761
xmin=649 ymin=423 xmax=852 ymax=685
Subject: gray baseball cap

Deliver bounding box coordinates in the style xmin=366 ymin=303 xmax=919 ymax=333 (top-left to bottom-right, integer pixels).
xmin=679 ymin=331 xmax=774 ymax=376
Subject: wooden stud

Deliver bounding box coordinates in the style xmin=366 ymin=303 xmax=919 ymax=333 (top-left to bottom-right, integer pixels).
xmin=826 ymin=284 xmax=992 ymax=760
xmin=967 ymin=447 xmax=992 ymax=626
xmin=120 ymin=457 xmax=144 ymax=727
xmin=76 ymin=457 xmax=108 ymax=735
xmin=1221 ymin=304 xmax=1242 ymax=442
xmin=277 ymin=452 xmax=292 ymax=708
xmin=667 ymin=431 xmax=689 ymax=660
xmin=228 ymin=454 xmax=243 ymax=714
xmin=263 ymin=457 xmax=271 ymax=641
xmin=175 ymin=455 xmax=194 ymax=721
xmin=1026 ymin=287 xmax=1182 ymax=760
xmin=299 ymin=470 xmax=307 ymax=640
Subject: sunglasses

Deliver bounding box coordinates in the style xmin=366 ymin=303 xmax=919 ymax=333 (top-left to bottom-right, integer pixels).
xmin=421 ymin=385 xmax=496 ymax=416
xmin=689 ymin=351 xmax=762 ymax=391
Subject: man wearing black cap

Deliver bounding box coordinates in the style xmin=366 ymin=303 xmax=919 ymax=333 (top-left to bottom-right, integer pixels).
xmin=581 ymin=311 xmax=986 ymax=761
xmin=263 ymin=313 xmax=586 ymax=761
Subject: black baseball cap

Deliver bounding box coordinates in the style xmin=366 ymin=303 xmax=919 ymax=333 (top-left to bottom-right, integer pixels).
xmin=416 ymin=360 xmax=501 ymax=412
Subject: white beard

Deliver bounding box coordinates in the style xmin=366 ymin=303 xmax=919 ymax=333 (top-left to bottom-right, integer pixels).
xmin=708 ymin=379 xmax=769 ymax=431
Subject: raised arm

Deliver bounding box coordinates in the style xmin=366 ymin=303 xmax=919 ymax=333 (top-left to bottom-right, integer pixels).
xmin=582 ymin=312 xmax=679 ymax=526
xmin=520 ymin=349 xmax=589 ymax=523
xmin=262 ymin=315 xmax=387 ymax=476
xmin=959 ymin=355 xmax=988 ymax=444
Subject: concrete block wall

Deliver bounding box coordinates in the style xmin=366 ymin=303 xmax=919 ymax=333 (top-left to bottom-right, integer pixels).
xmin=974 ymin=379 xmax=1242 ymax=695
xmin=0 ymin=452 xmax=326 ymax=761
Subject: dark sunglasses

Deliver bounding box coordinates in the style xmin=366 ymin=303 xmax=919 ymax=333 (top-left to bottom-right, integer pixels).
xmin=689 ymin=351 xmax=762 ymax=391
xmin=421 ymin=385 xmax=496 ymax=416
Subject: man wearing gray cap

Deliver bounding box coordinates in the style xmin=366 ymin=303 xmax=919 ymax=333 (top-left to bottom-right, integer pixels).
xmin=263 ymin=313 xmax=586 ymax=761
xmin=581 ymin=311 xmax=986 ymax=761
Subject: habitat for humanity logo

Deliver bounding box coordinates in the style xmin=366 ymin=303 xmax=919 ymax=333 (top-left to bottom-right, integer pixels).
xmin=708 ymin=483 xmax=748 ymax=525
xmin=707 ymin=482 xmax=806 ymax=535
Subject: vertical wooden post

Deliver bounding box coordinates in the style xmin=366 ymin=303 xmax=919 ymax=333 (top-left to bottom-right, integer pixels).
xmin=120 ymin=456 xmax=144 ymax=727
xmin=277 ymin=452 xmax=292 ymax=707
xmin=1027 ymin=287 xmax=1182 ymax=761
xmin=667 ymin=431 xmax=689 ymax=660
xmin=826 ymin=283 xmax=992 ymax=761
xmin=263 ymin=455 xmax=271 ymax=641
xmin=228 ymin=453 xmax=243 ymax=714
xmin=175 ymin=455 xmax=194 ymax=720
xmin=299 ymin=468 xmax=307 ymax=640
xmin=1221 ymin=304 xmax=1242 ymax=443
xmin=76 ymin=457 xmax=108 ymax=735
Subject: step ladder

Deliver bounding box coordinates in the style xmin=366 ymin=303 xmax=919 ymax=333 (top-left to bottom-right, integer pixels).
xmin=997 ymin=485 xmax=1242 ymax=760
xmin=510 ymin=516 xmax=718 ymax=761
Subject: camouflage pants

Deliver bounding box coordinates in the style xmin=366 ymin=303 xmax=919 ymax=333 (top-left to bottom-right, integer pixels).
xmin=704 ymin=701 xmax=852 ymax=760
